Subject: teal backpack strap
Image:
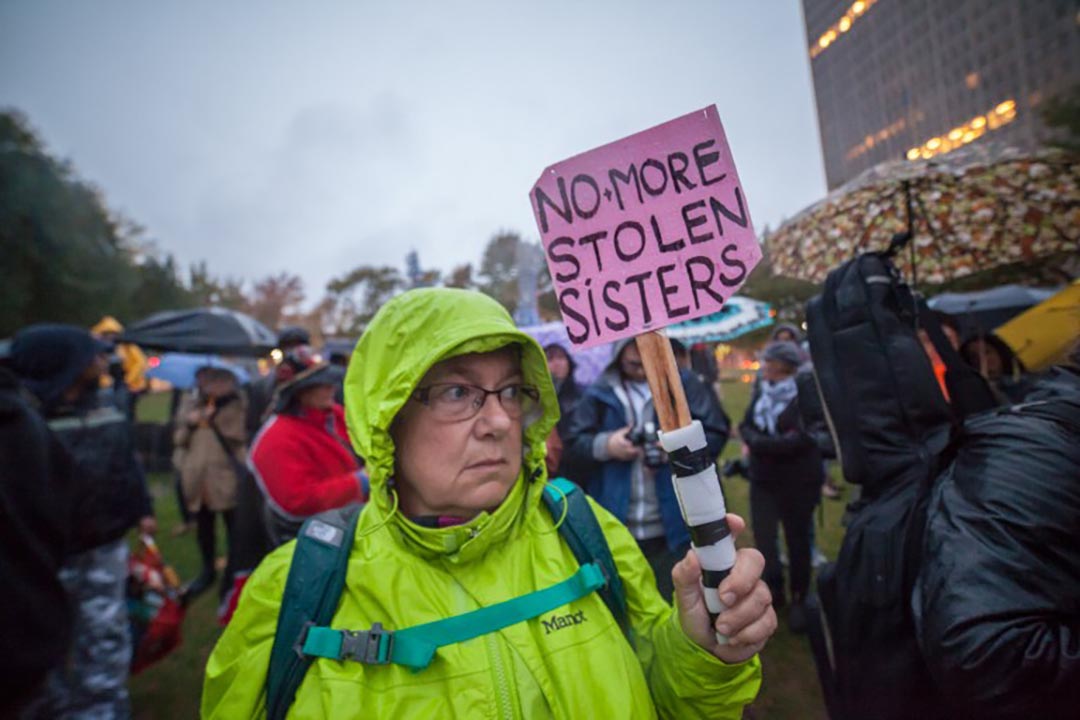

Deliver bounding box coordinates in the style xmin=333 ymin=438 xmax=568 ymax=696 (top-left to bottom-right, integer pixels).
xmin=265 ymin=503 xmax=363 ymax=720
xmin=543 ymin=478 xmax=633 ymax=645
xmin=301 ymin=562 xmax=605 ymax=671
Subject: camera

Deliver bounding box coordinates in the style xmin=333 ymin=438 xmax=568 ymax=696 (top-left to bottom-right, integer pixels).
xmin=627 ymin=421 xmax=658 ymax=447
xmin=628 ymin=422 xmax=666 ymax=468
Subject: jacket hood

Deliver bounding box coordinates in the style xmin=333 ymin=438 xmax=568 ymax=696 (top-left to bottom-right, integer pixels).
xmin=771 ymin=323 xmax=804 ymax=343
xmin=10 ymin=324 xmax=110 ymax=410
xmin=343 ymin=288 xmax=558 ymax=556
xmin=604 ymin=337 xmax=636 ymax=373
xmin=91 ymin=316 xmax=124 ymax=335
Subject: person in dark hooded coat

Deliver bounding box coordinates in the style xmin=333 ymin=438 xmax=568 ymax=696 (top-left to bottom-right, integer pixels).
xmin=0 ymin=363 xmax=77 ymax=717
xmin=10 ymin=324 xmax=155 ymax=719
xmin=912 ymin=366 xmax=1080 ymax=717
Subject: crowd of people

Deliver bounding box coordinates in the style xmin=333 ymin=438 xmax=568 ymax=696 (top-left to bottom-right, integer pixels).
xmin=1 ymin=282 xmax=1076 ymax=718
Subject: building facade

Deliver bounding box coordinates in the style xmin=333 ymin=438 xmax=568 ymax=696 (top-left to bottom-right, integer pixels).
xmin=802 ymin=0 xmax=1079 ymax=189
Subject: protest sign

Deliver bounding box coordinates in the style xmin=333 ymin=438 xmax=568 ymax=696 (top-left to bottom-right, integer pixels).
xmin=531 ymin=108 xmax=755 ymax=630
xmin=530 ymin=105 xmax=762 ymax=349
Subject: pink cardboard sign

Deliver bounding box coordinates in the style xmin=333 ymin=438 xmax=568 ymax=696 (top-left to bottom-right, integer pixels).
xmin=530 ymin=106 xmax=761 ymax=349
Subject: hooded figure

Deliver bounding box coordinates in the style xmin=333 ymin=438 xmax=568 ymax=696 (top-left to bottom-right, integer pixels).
xmin=204 ymin=288 xmax=772 ymax=719
xmin=0 ymin=364 xmax=77 ymax=716
xmin=10 ymin=324 xmax=154 ymax=719
xmin=90 ymin=315 xmax=148 ymax=393
xmin=563 ymin=337 xmax=731 ymax=599
xmin=543 ymin=342 xmax=586 ymax=482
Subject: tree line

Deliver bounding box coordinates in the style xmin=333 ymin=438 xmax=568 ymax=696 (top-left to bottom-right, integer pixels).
xmin=1 ymin=107 xmax=819 ymax=343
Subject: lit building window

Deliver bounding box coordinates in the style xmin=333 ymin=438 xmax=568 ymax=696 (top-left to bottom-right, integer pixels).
xmin=810 ymin=0 xmax=879 ymax=59
xmin=845 ymin=116 xmax=907 ymax=160
xmin=965 ymin=72 xmax=980 ymax=89
xmin=905 ymin=98 xmax=1018 ymax=160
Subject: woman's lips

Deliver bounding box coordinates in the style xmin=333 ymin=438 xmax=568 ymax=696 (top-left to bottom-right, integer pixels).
xmin=466 ymin=459 xmax=506 ymax=470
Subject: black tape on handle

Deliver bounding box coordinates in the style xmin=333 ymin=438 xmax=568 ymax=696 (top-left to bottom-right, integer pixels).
xmin=703 ymin=567 xmax=732 ymax=627
xmin=702 ymin=568 xmax=731 ymax=590
xmin=668 ymin=446 xmax=714 ymax=476
xmin=688 ymin=517 xmax=731 ymax=548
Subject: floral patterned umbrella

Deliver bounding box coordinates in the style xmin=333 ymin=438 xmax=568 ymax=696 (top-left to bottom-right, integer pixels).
xmin=769 ymin=145 xmax=1080 ymax=284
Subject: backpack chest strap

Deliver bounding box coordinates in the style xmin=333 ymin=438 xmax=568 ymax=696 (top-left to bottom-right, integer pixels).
xmin=301 ymin=561 xmax=606 ymax=671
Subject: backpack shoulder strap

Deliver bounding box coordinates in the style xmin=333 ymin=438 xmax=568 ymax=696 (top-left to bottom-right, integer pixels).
xmin=542 ymin=478 xmax=633 ymax=644
xmin=265 ymin=503 xmax=362 ymax=720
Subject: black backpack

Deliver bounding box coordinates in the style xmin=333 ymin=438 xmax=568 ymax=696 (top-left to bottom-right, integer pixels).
xmin=804 ymin=250 xmax=996 ymax=719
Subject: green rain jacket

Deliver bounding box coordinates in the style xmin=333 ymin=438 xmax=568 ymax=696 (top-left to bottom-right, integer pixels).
xmin=202 ymin=288 xmax=761 ymax=719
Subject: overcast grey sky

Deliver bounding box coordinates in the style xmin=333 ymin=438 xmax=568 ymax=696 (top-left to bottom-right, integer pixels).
xmin=0 ymin=0 xmax=826 ymax=300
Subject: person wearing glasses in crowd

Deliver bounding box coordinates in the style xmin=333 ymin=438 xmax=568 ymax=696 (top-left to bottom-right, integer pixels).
xmin=204 ymin=288 xmax=775 ymax=719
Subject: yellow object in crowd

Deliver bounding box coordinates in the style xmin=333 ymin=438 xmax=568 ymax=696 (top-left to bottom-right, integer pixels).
xmin=91 ymin=315 xmax=149 ymax=392
xmin=996 ymin=281 xmax=1080 ymax=371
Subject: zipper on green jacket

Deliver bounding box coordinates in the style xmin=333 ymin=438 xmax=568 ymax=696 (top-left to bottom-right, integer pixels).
xmin=486 ymin=633 xmax=515 ymax=719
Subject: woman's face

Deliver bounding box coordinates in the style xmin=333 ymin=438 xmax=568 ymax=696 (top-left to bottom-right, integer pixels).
xmin=298 ymin=383 xmax=336 ymax=410
xmin=392 ymin=348 xmax=524 ymax=518
xmin=762 ymin=358 xmax=795 ymax=383
xmin=546 ymin=348 xmax=570 ymax=381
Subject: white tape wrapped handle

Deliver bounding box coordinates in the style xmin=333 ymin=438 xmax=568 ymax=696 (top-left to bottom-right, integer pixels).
xmin=659 ymin=419 xmax=735 ymax=645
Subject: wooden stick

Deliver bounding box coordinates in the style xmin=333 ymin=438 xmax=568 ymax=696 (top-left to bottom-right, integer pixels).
xmin=634 ymin=330 xmax=691 ymax=432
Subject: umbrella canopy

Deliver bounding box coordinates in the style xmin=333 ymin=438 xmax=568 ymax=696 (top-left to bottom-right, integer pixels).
xmin=120 ymin=308 xmax=277 ymax=357
xmin=769 ymin=145 xmax=1079 ymax=284
xmin=995 ymin=281 xmax=1080 ymax=371
xmin=928 ymin=284 xmax=1058 ymax=339
xmin=146 ymin=353 xmax=251 ymax=389
xmin=667 ymin=296 xmax=774 ymax=344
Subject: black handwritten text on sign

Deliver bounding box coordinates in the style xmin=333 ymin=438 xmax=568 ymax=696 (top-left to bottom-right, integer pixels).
xmin=530 ymin=106 xmax=762 ymax=349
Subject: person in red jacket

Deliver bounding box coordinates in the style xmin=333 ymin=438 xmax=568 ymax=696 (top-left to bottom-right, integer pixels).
xmin=249 ymin=360 xmax=367 ymax=546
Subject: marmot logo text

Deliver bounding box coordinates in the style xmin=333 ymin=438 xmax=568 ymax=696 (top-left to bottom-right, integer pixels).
xmin=541 ymin=609 xmax=587 ymax=634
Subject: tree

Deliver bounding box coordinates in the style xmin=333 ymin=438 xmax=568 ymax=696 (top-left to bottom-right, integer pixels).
xmin=444 ymin=263 xmax=476 ymax=290
xmin=250 ymin=272 xmax=305 ymax=330
xmin=0 ymin=109 xmax=194 ymax=334
xmin=477 ymin=231 xmax=521 ymax=314
xmin=216 ymin=277 xmax=250 ymax=312
xmin=323 ymin=265 xmax=404 ymax=335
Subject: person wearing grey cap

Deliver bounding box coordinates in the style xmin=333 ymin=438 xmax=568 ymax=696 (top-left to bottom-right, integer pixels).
xmin=738 ymin=340 xmax=823 ymax=634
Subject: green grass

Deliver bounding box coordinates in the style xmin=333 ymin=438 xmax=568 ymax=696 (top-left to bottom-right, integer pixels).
xmin=136 ymin=391 xmax=172 ymax=424
xmin=128 ymin=383 xmax=846 ymax=718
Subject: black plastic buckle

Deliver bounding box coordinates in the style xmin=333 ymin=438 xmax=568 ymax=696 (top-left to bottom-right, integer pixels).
xmin=339 ymin=622 xmax=394 ymax=665
xmin=294 ymin=620 xmax=315 ymax=660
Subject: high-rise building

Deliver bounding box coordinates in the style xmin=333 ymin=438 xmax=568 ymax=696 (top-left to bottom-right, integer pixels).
xmin=802 ymin=0 xmax=1080 ymax=189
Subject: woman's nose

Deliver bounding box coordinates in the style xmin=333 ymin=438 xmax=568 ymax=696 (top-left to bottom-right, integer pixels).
xmin=473 ymin=392 xmax=513 ymax=433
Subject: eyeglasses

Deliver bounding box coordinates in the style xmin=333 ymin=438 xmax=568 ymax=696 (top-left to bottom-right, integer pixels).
xmin=411 ymin=382 xmax=540 ymax=422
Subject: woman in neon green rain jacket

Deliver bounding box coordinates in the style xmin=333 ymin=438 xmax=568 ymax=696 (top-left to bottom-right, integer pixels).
xmin=203 ymin=288 xmax=776 ymax=718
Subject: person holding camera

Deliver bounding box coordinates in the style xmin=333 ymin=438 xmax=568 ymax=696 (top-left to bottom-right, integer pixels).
xmin=565 ymin=338 xmax=730 ymax=600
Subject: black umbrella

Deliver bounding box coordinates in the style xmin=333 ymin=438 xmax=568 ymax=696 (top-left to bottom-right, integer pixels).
xmin=928 ymin=284 xmax=1058 ymax=339
xmin=120 ymin=308 xmax=278 ymax=356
